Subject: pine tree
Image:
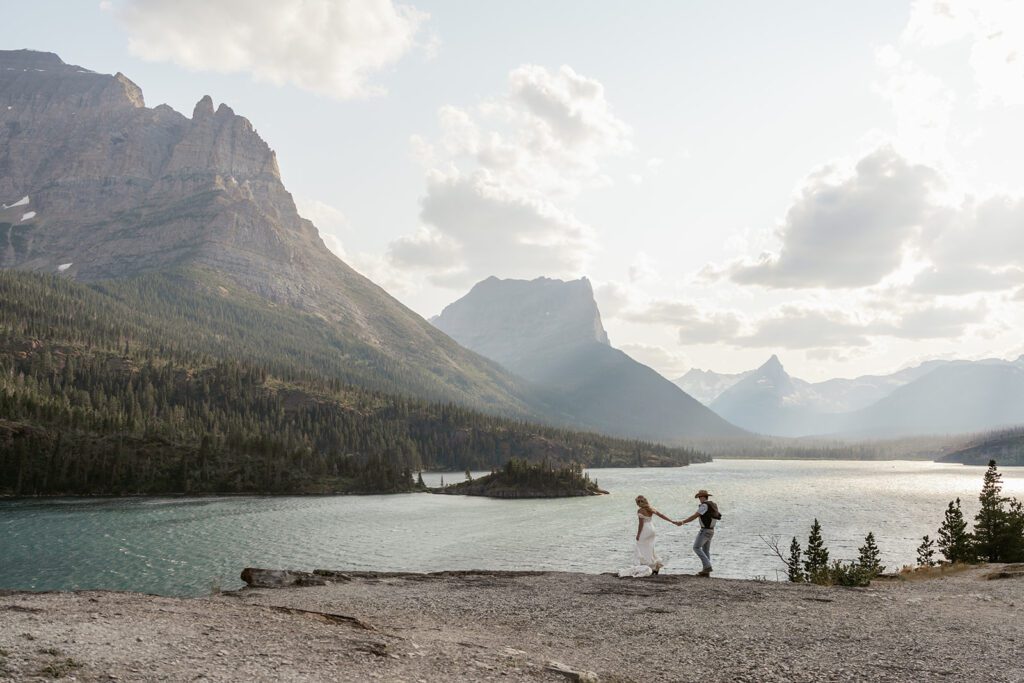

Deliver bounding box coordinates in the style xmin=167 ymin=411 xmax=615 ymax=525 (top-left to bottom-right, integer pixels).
xmin=857 ymin=531 xmax=885 ymax=576
xmin=787 ymin=537 xmax=805 ymax=583
xmin=937 ymin=498 xmax=974 ymax=564
xmin=917 ymin=535 xmax=936 ymax=567
xmin=416 ymin=471 xmax=425 ymax=488
xmin=465 ymin=467 xmax=473 ymax=482
xmin=803 ymin=519 xmax=830 ymax=580
xmin=974 ymin=460 xmax=1009 ymax=562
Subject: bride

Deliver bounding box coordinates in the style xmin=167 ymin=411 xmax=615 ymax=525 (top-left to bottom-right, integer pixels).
xmin=619 ymin=495 xmax=680 ymax=577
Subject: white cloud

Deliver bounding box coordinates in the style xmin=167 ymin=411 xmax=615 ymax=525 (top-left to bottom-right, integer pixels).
xmin=117 ymin=0 xmax=427 ymax=99
xmin=735 ymin=307 xmax=876 ymax=349
xmin=617 ymin=300 xmax=743 ymax=345
xmin=873 ymin=46 xmax=955 ymax=161
xmin=888 ymin=302 xmax=988 ymax=339
xmin=909 ymin=264 xmax=1024 ymax=295
xmin=927 ymin=194 xmax=1024 ymax=269
xmin=730 ymin=147 xmax=943 ymax=288
xmin=903 ymin=0 xmax=1024 ymax=107
xmin=389 ymin=64 xmax=629 ymax=287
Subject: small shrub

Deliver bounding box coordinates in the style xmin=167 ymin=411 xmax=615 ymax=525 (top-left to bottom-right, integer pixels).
xmin=39 ymin=656 xmax=83 ymax=679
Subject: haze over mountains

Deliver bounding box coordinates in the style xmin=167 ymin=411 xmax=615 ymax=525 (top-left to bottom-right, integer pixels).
xmin=677 ymin=354 xmax=1024 ymax=438
xmin=432 ymin=276 xmax=743 ymax=440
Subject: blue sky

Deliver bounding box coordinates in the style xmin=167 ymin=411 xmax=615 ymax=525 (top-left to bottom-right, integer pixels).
xmin=7 ymin=1 xmax=1024 ymax=381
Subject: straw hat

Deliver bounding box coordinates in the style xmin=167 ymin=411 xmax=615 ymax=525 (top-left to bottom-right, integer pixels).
xmin=694 ymin=489 xmax=712 ymax=498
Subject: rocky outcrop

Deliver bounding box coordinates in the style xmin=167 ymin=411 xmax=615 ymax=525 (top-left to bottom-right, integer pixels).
xmin=432 ymin=276 xmax=610 ymax=377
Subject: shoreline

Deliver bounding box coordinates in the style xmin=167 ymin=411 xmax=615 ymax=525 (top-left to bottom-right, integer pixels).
xmin=1 ymin=565 xmax=1021 ymax=681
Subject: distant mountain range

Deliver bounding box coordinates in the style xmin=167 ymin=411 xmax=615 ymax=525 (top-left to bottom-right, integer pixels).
xmin=433 ymin=277 xmax=743 ymax=440
xmin=676 ymin=354 xmax=1024 ymax=437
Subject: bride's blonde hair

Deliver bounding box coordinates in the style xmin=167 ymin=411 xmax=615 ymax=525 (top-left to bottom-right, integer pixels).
xmin=635 ymin=495 xmax=654 ymax=516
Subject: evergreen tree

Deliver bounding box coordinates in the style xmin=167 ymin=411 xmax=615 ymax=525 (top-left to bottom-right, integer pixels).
xmin=803 ymin=519 xmax=830 ymax=580
xmin=787 ymin=537 xmax=805 ymax=583
xmin=937 ymin=498 xmax=974 ymax=564
xmin=416 ymin=471 xmax=425 ymax=488
xmin=974 ymin=460 xmax=1009 ymax=562
xmin=465 ymin=467 xmax=473 ymax=482
xmin=856 ymin=531 xmax=885 ymax=576
xmin=917 ymin=535 xmax=936 ymax=567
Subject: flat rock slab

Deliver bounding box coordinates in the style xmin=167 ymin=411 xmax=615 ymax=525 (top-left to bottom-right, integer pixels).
xmin=1 ymin=565 xmax=1022 ymax=682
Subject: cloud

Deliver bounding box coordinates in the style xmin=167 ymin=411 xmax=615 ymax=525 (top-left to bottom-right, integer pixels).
xmin=117 ymin=0 xmax=427 ymax=99
xmin=903 ymin=0 xmax=1024 ymax=107
xmin=730 ymin=147 xmax=943 ymax=288
xmin=734 ymin=308 xmax=875 ymax=349
xmin=388 ymin=64 xmax=630 ymax=287
xmin=909 ymin=265 xmax=1024 ymax=295
xmin=926 ymin=195 xmax=1024 ymax=270
xmin=873 ymin=45 xmax=955 ymax=160
xmin=730 ymin=302 xmax=988 ymax=349
xmin=618 ymin=300 xmax=743 ymax=345
xmin=888 ymin=302 xmax=988 ymax=339
xmin=618 ymin=344 xmax=690 ymax=378
xmin=389 ymin=171 xmax=594 ymax=287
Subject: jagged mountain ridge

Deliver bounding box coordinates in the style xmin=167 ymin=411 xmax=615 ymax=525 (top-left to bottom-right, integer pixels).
xmin=433 ymin=277 xmax=744 ymax=440
xmin=0 ymin=49 xmax=535 ymax=412
xmin=701 ymin=353 xmax=1024 ymax=437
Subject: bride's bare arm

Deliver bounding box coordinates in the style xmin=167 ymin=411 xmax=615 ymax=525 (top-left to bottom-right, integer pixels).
xmin=636 ymin=517 xmax=643 ymax=541
xmin=653 ymin=509 xmax=677 ymax=524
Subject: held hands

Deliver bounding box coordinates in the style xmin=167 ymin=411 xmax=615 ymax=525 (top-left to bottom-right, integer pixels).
xmin=674 ymin=520 xmax=684 ymax=526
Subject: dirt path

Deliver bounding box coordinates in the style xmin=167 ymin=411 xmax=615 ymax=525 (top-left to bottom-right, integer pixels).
xmin=1 ymin=565 xmax=1021 ymax=682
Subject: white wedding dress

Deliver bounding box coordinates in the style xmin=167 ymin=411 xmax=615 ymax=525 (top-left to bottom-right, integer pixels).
xmin=618 ymin=512 xmax=663 ymax=578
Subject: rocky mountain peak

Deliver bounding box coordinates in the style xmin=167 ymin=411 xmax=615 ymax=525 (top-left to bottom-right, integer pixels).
xmin=433 ymin=276 xmax=611 ymax=375
xmin=193 ymin=95 xmax=215 ymax=119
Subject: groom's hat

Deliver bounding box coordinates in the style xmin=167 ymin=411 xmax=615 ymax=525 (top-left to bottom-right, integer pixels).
xmin=694 ymin=489 xmax=711 ymax=498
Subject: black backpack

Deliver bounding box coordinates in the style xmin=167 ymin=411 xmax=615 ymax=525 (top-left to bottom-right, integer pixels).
xmin=706 ymin=500 xmax=723 ymax=520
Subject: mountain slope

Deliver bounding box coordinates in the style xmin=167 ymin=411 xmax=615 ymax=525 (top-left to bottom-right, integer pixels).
xmin=673 ymin=367 xmax=753 ymax=405
xmin=708 ymin=355 xmax=841 ymax=436
xmin=842 ymin=364 xmax=1024 ymax=437
xmin=0 ymin=270 xmax=708 ymax=495
xmin=433 ymin=277 xmax=743 ymax=440
xmin=0 ymin=49 xmax=534 ymax=413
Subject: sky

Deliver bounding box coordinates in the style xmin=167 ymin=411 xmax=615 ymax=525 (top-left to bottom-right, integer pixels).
xmin=7 ymin=0 xmax=1024 ymax=382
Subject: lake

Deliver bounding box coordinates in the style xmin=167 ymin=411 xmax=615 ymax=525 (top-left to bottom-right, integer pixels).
xmin=2 ymin=460 xmax=1021 ymax=596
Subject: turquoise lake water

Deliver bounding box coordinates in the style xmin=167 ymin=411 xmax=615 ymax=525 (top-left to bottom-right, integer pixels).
xmin=2 ymin=460 xmax=1021 ymax=596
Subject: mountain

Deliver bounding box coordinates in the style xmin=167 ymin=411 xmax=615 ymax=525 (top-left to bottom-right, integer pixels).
xmin=432 ymin=277 xmax=743 ymax=440
xmin=0 ymin=270 xmax=709 ymax=495
xmin=673 ymin=367 xmax=752 ymax=405
xmin=704 ymin=354 xmax=1024 ymax=437
xmin=843 ymin=363 xmax=1024 ymax=437
xmin=0 ymin=49 xmax=535 ymax=413
xmin=938 ymin=428 xmax=1024 ymax=467
xmin=708 ymin=355 xmax=839 ymax=437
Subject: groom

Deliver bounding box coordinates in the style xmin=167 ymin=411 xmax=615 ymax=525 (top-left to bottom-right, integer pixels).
xmin=676 ymin=489 xmax=718 ymax=577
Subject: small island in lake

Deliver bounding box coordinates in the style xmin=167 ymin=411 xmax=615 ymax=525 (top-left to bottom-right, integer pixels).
xmin=433 ymin=459 xmax=608 ymax=498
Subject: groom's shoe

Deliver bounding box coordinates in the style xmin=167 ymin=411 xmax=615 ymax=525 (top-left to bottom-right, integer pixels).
xmin=696 ymin=567 xmax=712 ymax=577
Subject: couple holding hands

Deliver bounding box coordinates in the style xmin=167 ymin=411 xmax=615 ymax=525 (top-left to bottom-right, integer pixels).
xmin=620 ymin=489 xmax=720 ymax=578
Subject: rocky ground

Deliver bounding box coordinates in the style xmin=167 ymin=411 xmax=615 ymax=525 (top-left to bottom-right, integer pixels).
xmin=1 ymin=565 xmax=1021 ymax=682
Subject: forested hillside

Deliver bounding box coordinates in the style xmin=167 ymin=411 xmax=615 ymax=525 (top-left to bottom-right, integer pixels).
xmin=0 ymin=271 xmax=707 ymax=495
xmin=939 ymin=427 xmax=1024 ymax=466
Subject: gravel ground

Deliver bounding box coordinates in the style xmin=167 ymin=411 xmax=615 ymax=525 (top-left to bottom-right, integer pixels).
xmin=0 ymin=565 xmax=1021 ymax=682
